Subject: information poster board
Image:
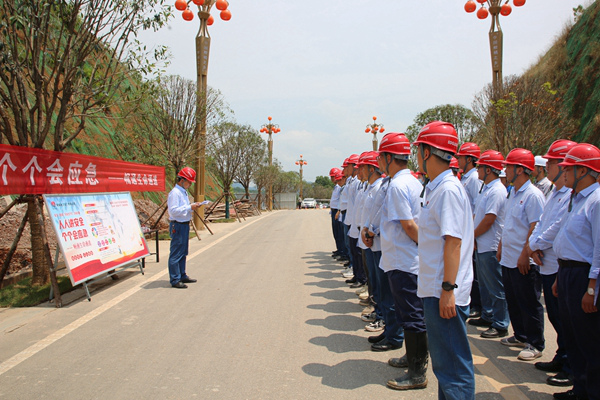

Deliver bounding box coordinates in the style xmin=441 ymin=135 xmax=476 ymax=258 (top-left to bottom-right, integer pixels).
xmin=44 ymin=192 xmax=150 ymax=286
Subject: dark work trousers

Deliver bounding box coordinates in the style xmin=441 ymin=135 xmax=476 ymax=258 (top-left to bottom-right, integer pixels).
xmin=168 ymin=221 xmax=191 ymax=286
xmin=542 ymin=273 xmax=570 ymax=374
xmin=348 ymin=236 xmax=367 ymax=284
xmin=367 ymin=250 xmax=384 ymax=321
xmin=330 ymin=209 xmax=345 ymax=255
xmin=502 ymin=265 xmax=545 ymax=351
xmin=372 ymin=266 xmax=403 ymax=345
xmin=470 ymin=251 xmax=482 ymax=312
xmin=557 ymin=261 xmax=600 ymax=400
xmin=335 ymin=218 xmax=349 ymax=258
xmin=387 ymin=269 xmax=426 ymax=333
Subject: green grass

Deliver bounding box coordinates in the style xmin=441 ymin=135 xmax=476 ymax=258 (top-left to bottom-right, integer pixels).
xmin=211 ymin=218 xmax=237 ymax=223
xmin=0 ymin=276 xmax=74 ymax=307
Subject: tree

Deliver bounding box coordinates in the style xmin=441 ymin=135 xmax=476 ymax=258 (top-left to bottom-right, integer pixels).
xmin=207 ymin=122 xmax=252 ymax=218
xmin=0 ymin=0 xmax=170 ymax=288
xmin=472 ymin=75 xmax=576 ymax=155
xmin=254 ymin=160 xmax=280 ymax=210
xmin=315 ymin=175 xmax=334 ymax=189
xmin=114 ymin=76 xmax=231 ymax=177
xmin=405 ymin=104 xmax=482 ymax=144
xmin=235 ymin=129 xmax=266 ymax=199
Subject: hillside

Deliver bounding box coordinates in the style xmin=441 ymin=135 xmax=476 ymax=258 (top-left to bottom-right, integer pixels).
xmin=526 ymin=1 xmax=600 ymax=143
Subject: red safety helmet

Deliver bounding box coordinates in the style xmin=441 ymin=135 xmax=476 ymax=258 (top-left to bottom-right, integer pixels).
xmin=543 ymin=139 xmax=578 ymax=160
xmin=477 ymin=150 xmax=504 ymax=171
xmin=502 ymin=148 xmax=535 ymax=171
xmin=334 ymin=172 xmax=344 ymax=181
xmin=357 ymin=151 xmax=380 ymax=168
xmin=329 ymin=167 xmax=341 ymax=177
xmin=559 ymin=143 xmax=600 ymax=173
xmin=378 ymin=132 xmax=411 ymax=156
xmin=456 ymin=142 xmax=481 ymax=159
xmin=412 ymin=121 xmax=459 ymax=155
xmin=449 ymin=157 xmax=459 ymax=169
xmin=347 ymin=153 xmax=360 ymax=165
xmin=177 ymin=167 xmax=196 ymax=183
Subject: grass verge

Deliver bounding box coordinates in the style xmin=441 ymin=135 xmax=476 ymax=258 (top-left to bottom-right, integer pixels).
xmin=0 ymin=276 xmax=74 ymax=307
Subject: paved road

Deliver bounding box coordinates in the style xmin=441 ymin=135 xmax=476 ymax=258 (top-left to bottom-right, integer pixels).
xmin=0 ymin=210 xmax=561 ymax=399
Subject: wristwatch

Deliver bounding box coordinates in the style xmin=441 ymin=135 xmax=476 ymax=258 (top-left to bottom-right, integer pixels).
xmin=587 ymin=287 xmax=595 ymax=296
xmin=442 ymin=281 xmax=458 ymax=291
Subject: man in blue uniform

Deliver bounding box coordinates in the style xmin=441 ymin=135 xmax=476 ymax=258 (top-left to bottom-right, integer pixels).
xmin=167 ymin=167 xmax=201 ymax=289
xmin=552 ymin=143 xmax=600 ymax=400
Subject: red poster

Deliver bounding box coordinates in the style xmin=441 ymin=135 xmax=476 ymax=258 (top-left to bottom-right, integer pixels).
xmin=0 ymin=143 xmax=165 ymax=195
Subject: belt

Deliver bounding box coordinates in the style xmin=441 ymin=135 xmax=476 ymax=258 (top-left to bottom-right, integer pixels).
xmin=170 ymin=220 xmax=190 ymax=225
xmin=558 ymin=259 xmax=591 ymax=269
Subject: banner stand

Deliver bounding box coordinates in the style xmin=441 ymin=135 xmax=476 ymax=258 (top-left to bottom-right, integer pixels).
xmin=80 ymin=260 xmax=144 ymax=301
xmin=49 ymin=254 xmax=144 ymax=302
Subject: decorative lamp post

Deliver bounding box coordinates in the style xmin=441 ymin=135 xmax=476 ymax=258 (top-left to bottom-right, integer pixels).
xmin=174 ymin=0 xmax=232 ymax=229
xmin=260 ymin=116 xmax=280 ymax=211
xmin=365 ymin=116 xmax=385 ymax=151
xmin=464 ymin=0 xmax=526 ymax=93
xmin=295 ymin=155 xmax=308 ymax=200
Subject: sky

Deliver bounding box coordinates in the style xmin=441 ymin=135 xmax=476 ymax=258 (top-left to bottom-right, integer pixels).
xmin=139 ymin=0 xmax=584 ymax=182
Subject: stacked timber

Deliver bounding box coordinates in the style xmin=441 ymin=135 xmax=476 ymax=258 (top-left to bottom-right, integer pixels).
xmin=205 ymin=199 xmax=259 ymax=221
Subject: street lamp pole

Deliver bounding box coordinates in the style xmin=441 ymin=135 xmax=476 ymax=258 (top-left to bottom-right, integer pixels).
xmin=464 ymin=0 xmax=526 ymax=94
xmin=295 ymin=155 xmax=308 ymax=200
xmin=365 ymin=116 xmax=385 ymax=151
xmin=174 ymin=0 xmax=232 ymax=229
xmin=260 ymin=117 xmax=280 ymax=211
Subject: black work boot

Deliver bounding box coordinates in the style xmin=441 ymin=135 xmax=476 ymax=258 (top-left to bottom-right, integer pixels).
xmin=387 ymin=330 xmax=428 ymax=390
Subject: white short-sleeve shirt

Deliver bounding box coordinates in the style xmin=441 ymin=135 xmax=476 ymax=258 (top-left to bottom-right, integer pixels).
xmin=379 ymin=169 xmax=422 ymax=274
xmin=417 ymin=170 xmax=474 ymax=306
xmin=473 ymin=178 xmax=506 ymax=253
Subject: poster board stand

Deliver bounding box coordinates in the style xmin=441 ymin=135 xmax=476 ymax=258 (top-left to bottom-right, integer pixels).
xmin=44 ymin=192 xmax=150 ymax=301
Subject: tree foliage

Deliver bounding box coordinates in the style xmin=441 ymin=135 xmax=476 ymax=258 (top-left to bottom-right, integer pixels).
xmin=235 ymin=129 xmax=266 ymax=199
xmin=405 ymin=104 xmax=481 ymax=145
xmin=114 ymin=76 xmax=231 ymax=178
xmin=472 ymin=75 xmax=576 ymax=155
xmin=207 ymin=122 xmax=253 ymax=194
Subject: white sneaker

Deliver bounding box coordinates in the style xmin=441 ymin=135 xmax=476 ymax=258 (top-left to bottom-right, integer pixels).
xmin=361 ymin=305 xmax=374 ymax=315
xmin=358 ymin=291 xmax=369 ymax=300
xmin=361 ymin=312 xmax=376 ymax=322
xmin=518 ymin=344 xmax=542 ymax=361
xmin=342 ymin=270 xmax=354 ymax=278
xmin=365 ymin=319 xmax=385 ymax=332
xmin=355 ymin=286 xmax=367 ymax=295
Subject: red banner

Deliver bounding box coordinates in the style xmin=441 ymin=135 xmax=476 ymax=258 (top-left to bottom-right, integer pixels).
xmin=0 ymin=144 xmax=165 ymax=195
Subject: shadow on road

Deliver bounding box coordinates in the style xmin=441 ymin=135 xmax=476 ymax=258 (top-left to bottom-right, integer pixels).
xmin=305 ymin=314 xmax=364 ymax=332
xmin=307 ymin=301 xmax=361 ymax=315
xmin=302 ymin=359 xmax=390 ymax=390
xmin=309 ymin=333 xmax=373 ymax=353
xmin=310 ymin=289 xmax=355 ymax=301
xmin=141 ymin=281 xmax=171 ymax=290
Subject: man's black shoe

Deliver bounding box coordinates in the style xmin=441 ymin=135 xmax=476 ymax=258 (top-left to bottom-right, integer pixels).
xmin=371 ymin=339 xmax=402 ymax=352
xmin=468 ymin=308 xmax=481 ymax=319
xmin=468 ymin=317 xmax=492 ymax=327
xmin=547 ymin=372 xmax=573 ymax=387
xmin=181 ymin=277 xmax=197 ymax=283
xmin=480 ymin=327 xmax=508 ymax=338
xmin=345 ymin=278 xmax=357 ymax=284
xmin=172 ymin=282 xmax=188 ymax=289
xmin=368 ymin=332 xmax=386 ymax=343
xmin=349 ymin=281 xmax=365 ymax=289
xmin=343 ymin=261 xmax=351 ymax=267
xmin=535 ymin=359 xmax=564 ymax=373
xmin=553 ymin=390 xmax=587 ymax=400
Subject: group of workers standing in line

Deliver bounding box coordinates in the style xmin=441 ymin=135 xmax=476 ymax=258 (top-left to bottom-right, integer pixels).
xmin=327 ymin=121 xmax=599 ymax=400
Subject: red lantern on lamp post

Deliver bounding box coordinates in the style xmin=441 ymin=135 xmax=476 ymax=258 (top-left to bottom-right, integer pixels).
xmin=173 ymin=0 xmax=232 ymax=229
xmin=464 ymin=0 xmax=526 ymax=94
xmin=295 ymin=155 xmax=308 ymax=201
xmin=260 ymin=117 xmax=281 ymax=211
xmin=365 ymin=116 xmax=385 ymax=151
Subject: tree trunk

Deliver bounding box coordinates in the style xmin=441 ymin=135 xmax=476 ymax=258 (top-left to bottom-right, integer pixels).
xmin=225 ymin=191 xmax=230 ymax=219
xmin=27 ymin=198 xmax=49 ymax=286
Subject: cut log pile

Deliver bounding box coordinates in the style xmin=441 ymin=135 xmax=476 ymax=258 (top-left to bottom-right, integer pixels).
xmin=205 ymin=199 xmax=259 ymax=221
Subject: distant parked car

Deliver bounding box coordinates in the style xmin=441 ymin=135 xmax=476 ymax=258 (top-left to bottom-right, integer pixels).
xmin=301 ymin=198 xmax=317 ymax=208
